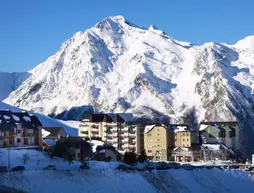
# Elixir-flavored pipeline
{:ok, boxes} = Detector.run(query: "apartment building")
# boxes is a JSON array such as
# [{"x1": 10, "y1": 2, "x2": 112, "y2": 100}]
[
  {"x1": 144, "y1": 124, "x2": 174, "y2": 161},
  {"x1": 171, "y1": 124, "x2": 199, "y2": 147},
  {"x1": 78, "y1": 113, "x2": 143, "y2": 154},
  {"x1": 199, "y1": 121, "x2": 240, "y2": 151},
  {"x1": 0, "y1": 110, "x2": 43, "y2": 148}
]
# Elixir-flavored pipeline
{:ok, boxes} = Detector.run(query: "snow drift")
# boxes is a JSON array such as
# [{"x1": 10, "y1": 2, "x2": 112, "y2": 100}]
[{"x1": 0, "y1": 169, "x2": 254, "y2": 193}]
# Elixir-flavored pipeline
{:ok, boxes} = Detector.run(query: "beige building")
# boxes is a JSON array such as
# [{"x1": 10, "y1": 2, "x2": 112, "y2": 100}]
[
  {"x1": 171, "y1": 124, "x2": 199, "y2": 147},
  {"x1": 144, "y1": 124, "x2": 174, "y2": 161},
  {"x1": 79, "y1": 114, "x2": 143, "y2": 154},
  {"x1": 169, "y1": 124, "x2": 201, "y2": 162}
]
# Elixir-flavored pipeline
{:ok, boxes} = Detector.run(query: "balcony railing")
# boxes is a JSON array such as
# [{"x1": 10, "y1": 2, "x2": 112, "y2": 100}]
[
  {"x1": 122, "y1": 138, "x2": 129, "y2": 143},
  {"x1": 91, "y1": 125, "x2": 99, "y2": 129},
  {"x1": 91, "y1": 130, "x2": 99, "y2": 134},
  {"x1": 80, "y1": 131, "x2": 88, "y2": 135}
]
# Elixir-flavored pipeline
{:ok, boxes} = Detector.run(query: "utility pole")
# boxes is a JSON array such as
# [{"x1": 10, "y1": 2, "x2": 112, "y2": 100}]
[{"x1": 8, "y1": 142, "x2": 10, "y2": 171}]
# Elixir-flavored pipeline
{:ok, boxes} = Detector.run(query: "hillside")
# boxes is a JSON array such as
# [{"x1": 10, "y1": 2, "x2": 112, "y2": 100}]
[
  {"x1": 0, "y1": 71, "x2": 30, "y2": 100},
  {"x1": 2, "y1": 16, "x2": 254, "y2": 154},
  {"x1": 0, "y1": 168, "x2": 254, "y2": 193}
]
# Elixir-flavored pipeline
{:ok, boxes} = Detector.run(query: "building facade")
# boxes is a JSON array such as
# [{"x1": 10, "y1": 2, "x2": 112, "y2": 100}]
[
  {"x1": 172, "y1": 147, "x2": 202, "y2": 162},
  {"x1": 144, "y1": 124, "x2": 174, "y2": 161},
  {"x1": 171, "y1": 124, "x2": 199, "y2": 147},
  {"x1": 78, "y1": 113, "x2": 143, "y2": 154},
  {"x1": 199, "y1": 121, "x2": 240, "y2": 151},
  {"x1": 0, "y1": 110, "x2": 42, "y2": 148}
]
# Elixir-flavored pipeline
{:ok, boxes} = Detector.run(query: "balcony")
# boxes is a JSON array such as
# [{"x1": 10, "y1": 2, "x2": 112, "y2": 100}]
[
  {"x1": 80, "y1": 131, "x2": 88, "y2": 135},
  {"x1": 112, "y1": 132, "x2": 124, "y2": 138},
  {"x1": 91, "y1": 125, "x2": 99, "y2": 129},
  {"x1": 122, "y1": 138, "x2": 129, "y2": 143},
  {"x1": 129, "y1": 127, "x2": 136, "y2": 134},
  {"x1": 92, "y1": 127, "x2": 99, "y2": 132},
  {"x1": 123, "y1": 133, "x2": 129, "y2": 137},
  {"x1": 91, "y1": 129, "x2": 99, "y2": 134},
  {"x1": 123, "y1": 144, "x2": 132, "y2": 148},
  {"x1": 129, "y1": 133, "x2": 136, "y2": 138},
  {"x1": 130, "y1": 139, "x2": 136, "y2": 144},
  {"x1": 121, "y1": 127, "x2": 129, "y2": 132}
]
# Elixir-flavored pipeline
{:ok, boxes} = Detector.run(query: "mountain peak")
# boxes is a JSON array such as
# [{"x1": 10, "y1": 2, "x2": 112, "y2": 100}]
[
  {"x1": 94, "y1": 15, "x2": 142, "y2": 31},
  {"x1": 148, "y1": 25, "x2": 158, "y2": 31},
  {"x1": 235, "y1": 35, "x2": 254, "y2": 49}
]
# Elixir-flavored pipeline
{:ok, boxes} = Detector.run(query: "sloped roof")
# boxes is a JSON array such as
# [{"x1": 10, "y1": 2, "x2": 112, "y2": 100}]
[
  {"x1": 43, "y1": 127, "x2": 65, "y2": 138},
  {"x1": 83, "y1": 113, "x2": 134, "y2": 123},
  {"x1": 0, "y1": 110, "x2": 42, "y2": 131},
  {"x1": 144, "y1": 123, "x2": 167, "y2": 134},
  {"x1": 44, "y1": 138, "x2": 57, "y2": 147},
  {"x1": 0, "y1": 110, "x2": 17, "y2": 131}
]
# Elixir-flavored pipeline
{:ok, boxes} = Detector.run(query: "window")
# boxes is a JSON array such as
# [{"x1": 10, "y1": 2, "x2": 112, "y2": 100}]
[
  {"x1": 219, "y1": 129, "x2": 226, "y2": 138},
  {"x1": 158, "y1": 134, "x2": 159, "y2": 136},
  {"x1": 17, "y1": 138, "x2": 22, "y2": 143},
  {"x1": 229, "y1": 128, "x2": 236, "y2": 138},
  {"x1": 183, "y1": 139, "x2": 185, "y2": 141},
  {"x1": 158, "y1": 145, "x2": 159, "y2": 147},
  {"x1": 78, "y1": 153, "x2": 80, "y2": 158},
  {"x1": 17, "y1": 130, "x2": 22, "y2": 134},
  {"x1": 187, "y1": 139, "x2": 189, "y2": 141},
  {"x1": 158, "y1": 139, "x2": 159, "y2": 141},
  {"x1": 148, "y1": 150, "x2": 152, "y2": 153}
]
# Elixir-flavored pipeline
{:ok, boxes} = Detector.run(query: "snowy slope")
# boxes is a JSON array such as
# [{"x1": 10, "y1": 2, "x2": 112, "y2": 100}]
[
  {"x1": 0, "y1": 71, "x2": 30, "y2": 100},
  {"x1": 3, "y1": 15, "x2": 254, "y2": 154},
  {"x1": 0, "y1": 168, "x2": 254, "y2": 193},
  {"x1": 0, "y1": 101, "x2": 78, "y2": 135}
]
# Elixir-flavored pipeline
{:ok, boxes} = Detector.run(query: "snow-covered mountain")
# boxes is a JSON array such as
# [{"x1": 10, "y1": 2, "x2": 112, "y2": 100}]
[
  {"x1": 0, "y1": 71, "x2": 30, "y2": 100},
  {"x1": 3, "y1": 16, "x2": 254, "y2": 154}
]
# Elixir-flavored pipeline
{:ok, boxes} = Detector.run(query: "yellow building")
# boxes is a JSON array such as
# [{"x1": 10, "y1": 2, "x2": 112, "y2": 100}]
[
  {"x1": 170, "y1": 124, "x2": 201, "y2": 162},
  {"x1": 144, "y1": 124, "x2": 174, "y2": 161},
  {"x1": 171, "y1": 125, "x2": 199, "y2": 147}
]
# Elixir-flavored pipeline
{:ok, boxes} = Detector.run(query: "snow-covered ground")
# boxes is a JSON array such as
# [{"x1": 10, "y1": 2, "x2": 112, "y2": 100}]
[
  {"x1": 0, "y1": 149, "x2": 81, "y2": 170},
  {"x1": 0, "y1": 149, "x2": 254, "y2": 192},
  {"x1": 0, "y1": 168, "x2": 254, "y2": 193},
  {"x1": 0, "y1": 148, "x2": 121, "y2": 170}
]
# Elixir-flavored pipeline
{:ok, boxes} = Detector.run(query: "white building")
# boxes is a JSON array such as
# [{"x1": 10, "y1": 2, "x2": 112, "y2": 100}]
[
  {"x1": 79, "y1": 113, "x2": 144, "y2": 154},
  {"x1": 0, "y1": 110, "x2": 43, "y2": 148}
]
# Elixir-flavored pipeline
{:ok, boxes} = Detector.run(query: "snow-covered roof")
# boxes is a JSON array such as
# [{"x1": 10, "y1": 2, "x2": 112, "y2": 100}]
[
  {"x1": 173, "y1": 125, "x2": 195, "y2": 133},
  {"x1": 118, "y1": 113, "x2": 134, "y2": 122},
  {"x1": 3, "y1": 115, "x2": 10, "y2": 120},
  {"x1": 89, "y1": 140, "x2": 104, "y2": 152},
  {"x1": 99, "y1": 149, "x2": 106, "y2": 153},
  {"x1": 199, "y1": 124, "x2": 220, "y2": 132},
  {"x1": 23, "y1": 116, "x2": 31, "y2": 122},
  {"x1": 202, "y1": 144, "x2": 221, "y2": 151},
  {"x1": 44, "y1": 138, "x2": 57, "y2": 147},
  {"x1": 42, "y1": 129, "x2": 51, "y2": 138},
  {"x1": 173, "y1": 147, "x2": 189, "y2": 151},
  {"x1": 199, "y1": 124, "x2": 209, "y2": 131},
  {"x1": 12, "y1": 115, "x2": 20, "y2": 121},
  {"x1": 144, "y1": 124, "x2": 156, "y2": 134}
]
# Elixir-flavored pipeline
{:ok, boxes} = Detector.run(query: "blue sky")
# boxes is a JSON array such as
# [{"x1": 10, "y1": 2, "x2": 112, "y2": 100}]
[{"x1": 0, "y1": 0, "x2": 253, "y2": 72}]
